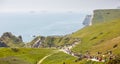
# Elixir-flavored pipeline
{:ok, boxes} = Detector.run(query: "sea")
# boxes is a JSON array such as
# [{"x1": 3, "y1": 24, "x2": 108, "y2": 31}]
[{"x1": 0, "y1": 12, "x2": 86, "y2": 42}]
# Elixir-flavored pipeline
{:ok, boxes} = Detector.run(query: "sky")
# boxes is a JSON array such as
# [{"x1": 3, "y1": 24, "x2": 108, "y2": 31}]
[
  {"x1": 0, "y1": 0, "x2": 120, "y2": 42},
  {"x1": 0, "y1": 0, "x2": 120, "y2": 13}
]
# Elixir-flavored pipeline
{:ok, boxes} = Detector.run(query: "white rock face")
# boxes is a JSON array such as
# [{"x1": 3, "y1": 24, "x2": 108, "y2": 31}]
[
  {"x1": 32, "y1": 38, "x2": 42, "y2": 48},
  {"x1": 83, "y1": 15, "x2": 93, "y2": 26}
]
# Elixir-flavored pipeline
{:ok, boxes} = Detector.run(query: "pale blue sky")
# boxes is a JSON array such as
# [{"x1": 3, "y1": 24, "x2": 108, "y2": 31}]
[{"x1": 0, "y1": 0, "x2": 120, "y2": 13}]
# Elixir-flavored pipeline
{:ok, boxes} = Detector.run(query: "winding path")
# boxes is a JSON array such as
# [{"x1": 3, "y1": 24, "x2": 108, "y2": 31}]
[
  {"x1": 59, "y1": 42, "x2": 80, "y2": 57},
  {"x1": 37, "y1": 40, "x2": 104, "y2": 64},
  {"x1": 37, "y1": 54, "x2": 52, "y2": 64},
  {"x1": 37, "y1": 51, "x2": 59, "y2": 64},
  {"x1": 37, "y1": 41, "x2": 80, "y2": 64},
  {"x1": 59, "y1": 42, "x2": 105, "y2": 62}
]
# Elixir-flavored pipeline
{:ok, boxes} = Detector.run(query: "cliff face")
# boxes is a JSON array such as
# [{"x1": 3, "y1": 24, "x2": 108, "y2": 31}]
[
  {"x1": 83, "y1": 15, "x2": 92, "y2": 26},
  {"x1": 0, "y1": 32, "x2": 24, "y2": 47},
  {"x1": 83, "y1": 9, "x2": 120, "y2": 26},
  {"x1": 26, "y1": 36, "x2": 44, "y2": 48}
]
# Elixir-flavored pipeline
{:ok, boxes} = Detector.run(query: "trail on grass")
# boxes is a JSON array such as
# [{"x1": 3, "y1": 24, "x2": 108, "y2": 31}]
[
  {"x1": 37, "y1": 40, "x2": 105, "y2": 64},
  {"x1": 59, "y1": 42, "x2": 105, "y2": 62},
  {"x1": 59, "y1": 42, "x2": 79, "y2": 57},
  {"x1": 37, "y1": 54, "x2": 52, "y2": 64},
  {"x1": 37, "y1": 39, "x2": 80, "y2": 64},
  {"x1": 37, "y1": 51, "x2": 59, "y2": 64}
]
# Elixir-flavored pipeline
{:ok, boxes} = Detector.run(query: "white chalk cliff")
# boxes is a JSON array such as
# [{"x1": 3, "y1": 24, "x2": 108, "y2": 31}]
[{"x1": 83, "y1": 15, "x2": 93, "y2": 26}]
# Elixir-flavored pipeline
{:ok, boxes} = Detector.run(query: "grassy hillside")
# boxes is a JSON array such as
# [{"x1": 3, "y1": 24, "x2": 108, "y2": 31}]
[
  {"x1": 41, "y1": 52, "x2": 105, "y2": 64},
  {"x1": 42, "y1": 19, "x2": 120, "y2": 64},
  {"x1": 0, "y1": 48, "x2": 56, "y2": 64},
  {"x1": 71, "y1": 18, "x2": 120, "y2": 55},
  {"x1": 92, "y1": 9, "x2": 120, "y2": 24},
  {"x1": 41, "y1": 52, "x2": 76, "y2": 64},
  {"x1": 69, "y1": 9, "x2": 120, "y2": 55}
]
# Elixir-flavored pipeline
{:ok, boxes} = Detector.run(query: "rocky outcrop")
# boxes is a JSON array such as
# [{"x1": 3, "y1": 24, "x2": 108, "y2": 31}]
[
  {"x1": 32, "y1": 38, "x2": 42, "y2": 48},
  {"x1": 0, "y1": 32, "x2": 24, "y2": 47},
  {"x1": 26, "y1": 36, "x2": 45, "y2": 48},
  {"x1": 0, "y1": 41, "x2": 8, "y2": 47},
  {"x1": 18, "y1": 35, "x2": 23, "y2": 42},
  {"x1": 26, "y1": 35, "x2": 81, "y2": 48},
  {"x1": 1, "y1": 32, "x2": 23, "y2": 43}
]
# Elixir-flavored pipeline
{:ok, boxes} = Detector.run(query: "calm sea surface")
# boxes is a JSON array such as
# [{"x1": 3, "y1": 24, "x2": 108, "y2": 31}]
[{"x1": 0, "y1": 12, "x2": 86, "y2": 42}]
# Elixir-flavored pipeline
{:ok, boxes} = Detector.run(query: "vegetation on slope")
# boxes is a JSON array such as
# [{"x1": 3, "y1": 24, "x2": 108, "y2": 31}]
[
  {"x1": 92, "y1": 9, "x2": 120, "y2": 24},
  {"x1": 41, "y1": 52, "x2": 77, "y2": 64},
  {"x1": 0, "y1": 32, "x2": 24, "y2": 47},
  {"x1": 41, "y1": 51, "x2": 106, "y2": 64},
  {"x1": 0, "y1": 48, "x2": 56, "y2": 64},
  {"x1": 27, "y1": 35, "x2": 80, "y2": 48},
  {"x1": 71, "y1": 18, "x2": 120, "y2": 55}
]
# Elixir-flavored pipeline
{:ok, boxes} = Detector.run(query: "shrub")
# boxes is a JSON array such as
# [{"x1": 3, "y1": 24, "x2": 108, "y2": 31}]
[
  {"x1": 113, "y1": 44, "x2": 118, "y2": 48},
  {"x1": 90, "y1": 37, "x2": 97, "y2": 40},
  {"x1": 11, "y1": 48, "x2": 19, "y2": 52}
]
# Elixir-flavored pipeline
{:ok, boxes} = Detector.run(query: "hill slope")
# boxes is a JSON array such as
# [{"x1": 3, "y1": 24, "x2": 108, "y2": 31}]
[
  {"x1": 71, "y1": 16, "x2": 120, "y2": 55},
  {"x1": 0, "y1": 48, "x2": 56, "y2": 64},
  {"x1": 92, "y1": 9, "x2": 120, "y2": 24},
  {"x1": 41, "y1": 18, "x2": 120, "y2": 64},
  {"x1": 26, "y1": 36, "x2": 80, "y2": 48},
  {"x1": 36, "y1": 9, "x2": 120, "y2": 64}
]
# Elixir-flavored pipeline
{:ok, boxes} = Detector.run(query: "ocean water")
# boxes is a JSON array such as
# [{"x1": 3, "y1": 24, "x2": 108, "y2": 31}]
[{"x1": 0, "y1": 12, "x2": 86, "y2": 42}]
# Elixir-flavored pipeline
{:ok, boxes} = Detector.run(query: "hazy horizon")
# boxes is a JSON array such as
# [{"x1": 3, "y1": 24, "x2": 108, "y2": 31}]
[{"x1": 0, "y1": 0, "x2": 120, "y2": 13}]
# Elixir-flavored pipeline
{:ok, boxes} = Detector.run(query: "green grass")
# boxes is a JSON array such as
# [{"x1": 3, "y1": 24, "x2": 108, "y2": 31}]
[
  {"x1": 71, "y1": 18, "x2": 120, "y2": 55},
  {"x1": 0, "y1": 48, "x2": 105, "y2": 64},
  {"x1": 41, "y1": 52, "x2": 106, "y2": 64},
  {"x1": 0, "y1": 48, "x2": 57, "y2": 64},
  {"x1": 92, "y1": 9, "x2": 120, "y2": 24},
  {"x1": 41, "y1": 10, "x2": 120, "y2": 64},
  {"x1": 41, "y1": 52, "x2": 78, "y2": 64}
]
